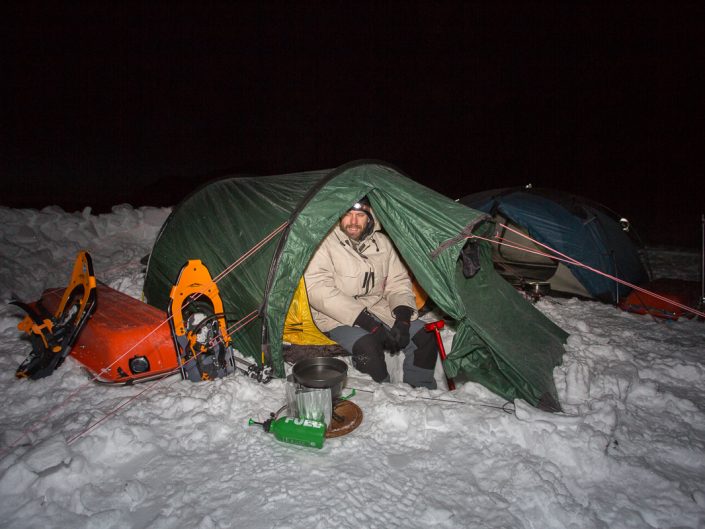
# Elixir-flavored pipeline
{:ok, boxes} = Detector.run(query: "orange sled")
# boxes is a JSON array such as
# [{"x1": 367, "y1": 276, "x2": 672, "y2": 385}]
[
  {"x1": 619, "y1": 278, "x2": 702, "y2": 321},
  {"x1": 37, "y1": 284, "x2": 178, "y2": 383}
]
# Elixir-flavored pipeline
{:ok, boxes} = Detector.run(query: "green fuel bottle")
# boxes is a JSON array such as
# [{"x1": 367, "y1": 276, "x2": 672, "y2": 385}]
[{"x1": 249, "y1": 415, "x2": 326, "y2": 449}]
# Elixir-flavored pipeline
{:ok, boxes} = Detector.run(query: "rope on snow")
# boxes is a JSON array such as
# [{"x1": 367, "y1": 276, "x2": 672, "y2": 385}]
[{"x1": 1, "y1": 223, "x2": 288, "y2": 460}]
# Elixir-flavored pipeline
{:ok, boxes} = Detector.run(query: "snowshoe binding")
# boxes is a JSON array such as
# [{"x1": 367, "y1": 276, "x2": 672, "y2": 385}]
[
  {"x1": 168, "y1": 260, "x2": 271, "y2": 383},
  {"x1": 13, "y1": 251, "x2": 97, "y2": 379}
]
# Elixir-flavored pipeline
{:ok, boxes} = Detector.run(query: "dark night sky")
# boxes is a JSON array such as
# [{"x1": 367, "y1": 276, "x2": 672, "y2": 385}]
[{"x1": 2, "y1": 2, "x2": 704, "y2": 247}]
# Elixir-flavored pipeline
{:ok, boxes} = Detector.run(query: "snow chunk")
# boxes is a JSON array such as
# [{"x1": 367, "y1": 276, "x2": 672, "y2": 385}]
[
  {"x1": 0, "y1": 460, "x2": 37, "y2": 495},
  {"x1": 22, "y1": 435, "x2": 72, "y2": 474}
]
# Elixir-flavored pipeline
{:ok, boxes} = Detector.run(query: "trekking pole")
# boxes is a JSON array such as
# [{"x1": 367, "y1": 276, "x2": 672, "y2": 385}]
[{"x1": 424, "y1": 321, "x2": 455, "y2": 390}]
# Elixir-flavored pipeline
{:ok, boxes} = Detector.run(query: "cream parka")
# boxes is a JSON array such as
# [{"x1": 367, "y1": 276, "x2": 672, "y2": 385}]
[{"x1": 304, "y1": 215, "x2": 417, "y2": 333}]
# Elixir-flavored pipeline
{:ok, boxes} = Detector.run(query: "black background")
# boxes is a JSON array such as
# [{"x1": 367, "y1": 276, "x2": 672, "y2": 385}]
[{"x1": 3, "y1": 2, "x2": 704, "y2": 247}]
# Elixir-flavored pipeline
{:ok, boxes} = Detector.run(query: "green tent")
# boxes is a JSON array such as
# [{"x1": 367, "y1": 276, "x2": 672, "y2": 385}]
[{"x1": 143, "y1": 160, "x2": 568, "y2": 410}]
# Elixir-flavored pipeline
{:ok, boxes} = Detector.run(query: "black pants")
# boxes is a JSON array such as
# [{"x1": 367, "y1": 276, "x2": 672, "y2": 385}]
[{"x1": 328, "y1": 319, "x2": 438, "y2": 389}]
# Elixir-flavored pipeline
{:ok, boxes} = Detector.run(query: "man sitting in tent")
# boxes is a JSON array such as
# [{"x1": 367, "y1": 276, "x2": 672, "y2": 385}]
[{"x1": 304, "y1": 197, "x2": 439, "y2": 389}]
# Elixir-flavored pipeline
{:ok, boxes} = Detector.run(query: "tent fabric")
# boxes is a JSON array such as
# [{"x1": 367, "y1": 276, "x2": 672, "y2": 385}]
[
  {"x1": 143, "y1": 161, "x2": 568, "y2": 409},
  {"x1": 460, "y1": 188, "x2": 649, "y2": 304}
]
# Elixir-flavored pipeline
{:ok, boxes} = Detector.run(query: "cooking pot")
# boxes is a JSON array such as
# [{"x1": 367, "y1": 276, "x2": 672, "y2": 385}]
[{"x1": 291, "y1": 357, "x2": 348, "y2": 400}]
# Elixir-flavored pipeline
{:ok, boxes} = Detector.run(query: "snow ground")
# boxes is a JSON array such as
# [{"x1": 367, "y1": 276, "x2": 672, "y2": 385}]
[{"x1": 0, "y1": 204, "x2": 704, "y2": 529}]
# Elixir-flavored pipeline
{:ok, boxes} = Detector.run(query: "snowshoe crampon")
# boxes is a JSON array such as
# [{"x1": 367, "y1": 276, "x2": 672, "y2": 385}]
[
  {"x1": 13, "y1": 251, "x2": 97, "y2": 379},
  {"x1": 168, "y1": 260, "x2": 271, "y2": 383}
]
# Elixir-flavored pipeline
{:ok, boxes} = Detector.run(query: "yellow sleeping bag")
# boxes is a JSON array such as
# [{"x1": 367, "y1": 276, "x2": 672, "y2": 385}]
[{"x1": 283, "y1": 279, "x2": 337, "y2": 345}]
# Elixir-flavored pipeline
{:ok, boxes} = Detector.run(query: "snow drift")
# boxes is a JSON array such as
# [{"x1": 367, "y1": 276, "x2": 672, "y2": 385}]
[{"x1": 1, "y1": 204, "x2": 704, "y2": 529}]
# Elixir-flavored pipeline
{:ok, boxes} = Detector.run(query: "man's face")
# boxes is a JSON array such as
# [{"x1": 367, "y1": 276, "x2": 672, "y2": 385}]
[{"x1": 339, "y1": 210, "x2": 370, "y2": 240}]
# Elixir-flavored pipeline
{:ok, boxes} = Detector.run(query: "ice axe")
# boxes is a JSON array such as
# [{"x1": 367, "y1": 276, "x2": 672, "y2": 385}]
[{"x1": 424, "y1": 320, "x2": 455, "y2": 390}]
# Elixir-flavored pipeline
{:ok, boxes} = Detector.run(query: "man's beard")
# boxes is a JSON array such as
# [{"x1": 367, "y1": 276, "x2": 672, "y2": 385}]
[
  {"x1": 341, "y1": 220, "x2": 368, "y2": 240},
  {"x1": 343, "y1": 224, "x2": 363, "y2": 240}
]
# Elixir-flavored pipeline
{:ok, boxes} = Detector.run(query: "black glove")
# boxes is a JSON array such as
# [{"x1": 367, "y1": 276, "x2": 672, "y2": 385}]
[
  {"x1": 390, "y1": 306, "x2": 413, "y2": 349},
  {"x1": 354, "y1": 309, "x2": 398, "y2": 351}
]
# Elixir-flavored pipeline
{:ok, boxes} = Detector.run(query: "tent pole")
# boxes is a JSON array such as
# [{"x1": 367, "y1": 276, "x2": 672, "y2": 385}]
[{"x1": 700, "y1": 213, "x2": 704, "y2": 309}]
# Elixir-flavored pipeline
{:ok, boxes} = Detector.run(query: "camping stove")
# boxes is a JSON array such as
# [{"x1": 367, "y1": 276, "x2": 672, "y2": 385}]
[
  {"x1": 287, "y1": 357, "x2": 363, "y2": 438},
  {"x1": 523, "y1": 281, "x2": 551, "y2": 302}
]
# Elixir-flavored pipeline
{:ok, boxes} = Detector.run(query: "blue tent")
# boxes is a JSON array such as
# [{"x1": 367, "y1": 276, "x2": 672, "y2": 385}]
[{"x1": 460, "y1": 188, "x2": 649, "y2": 303}]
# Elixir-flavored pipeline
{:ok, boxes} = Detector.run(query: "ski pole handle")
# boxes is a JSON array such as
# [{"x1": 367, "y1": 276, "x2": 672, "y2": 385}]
[{"x1": 424, "y1": 320, "x2": 455, "y2": 390}]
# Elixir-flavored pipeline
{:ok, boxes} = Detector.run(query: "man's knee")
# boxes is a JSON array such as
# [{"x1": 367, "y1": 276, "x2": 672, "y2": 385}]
[
  {"x1": 352, "y1": 333, "x2": 389, "y2": 382},
  {"x1": 411, "y1": 328, "x2": 438, "y2": 370}
]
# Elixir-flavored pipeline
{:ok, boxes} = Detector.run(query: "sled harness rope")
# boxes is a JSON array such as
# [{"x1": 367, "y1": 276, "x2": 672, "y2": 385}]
[
  {"x1": 1, "y1": 222, "x2": 288, "y2": 459},
  {"x1": 66, "y1": 309, "x2": 260, "y2": 446}
]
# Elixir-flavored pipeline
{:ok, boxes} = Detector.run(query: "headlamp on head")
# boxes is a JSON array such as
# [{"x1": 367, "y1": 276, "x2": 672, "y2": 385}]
[
  {"x1": 349, "y1": 196, "x2": 370, "y2": 212},
  {"x1": 341, "y1": 196, "x2": 374, "y2": 239}
]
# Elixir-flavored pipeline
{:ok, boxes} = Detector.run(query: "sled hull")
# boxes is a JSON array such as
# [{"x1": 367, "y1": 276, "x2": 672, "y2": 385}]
[
  {"x1": 619, "y1": 278, "x2": 701, "y2": 320},
  {"x1": 40, "y1": 285, "x2": 178, "y2": 382}
]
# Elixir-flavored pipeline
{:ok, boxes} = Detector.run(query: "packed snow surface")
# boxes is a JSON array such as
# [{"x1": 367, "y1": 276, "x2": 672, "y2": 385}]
[{"x1": 0, "y1": 204, "x2": 704, "y2": 529}]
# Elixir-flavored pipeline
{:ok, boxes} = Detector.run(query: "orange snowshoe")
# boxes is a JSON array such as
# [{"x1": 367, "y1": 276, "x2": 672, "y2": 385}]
[{"x1": 13, "y1": 251, "x2": 97, "y2": 379}]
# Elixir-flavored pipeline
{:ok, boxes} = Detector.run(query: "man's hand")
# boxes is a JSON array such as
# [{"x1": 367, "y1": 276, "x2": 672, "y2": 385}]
[
  {"x1": 390, "y1": 306, "x2": 413, "y2": 349},
  {"x1": 355, "y1": 309, "x2": 399, "y2": 352}
]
